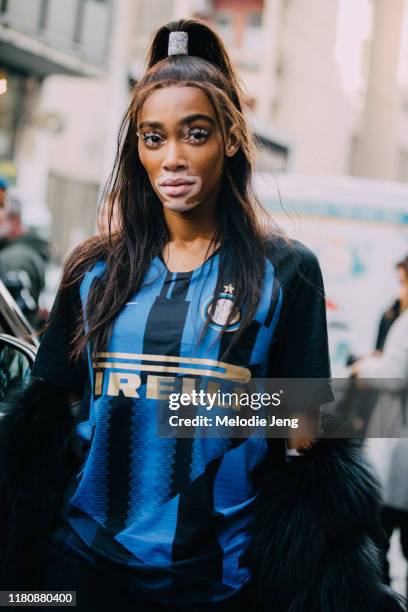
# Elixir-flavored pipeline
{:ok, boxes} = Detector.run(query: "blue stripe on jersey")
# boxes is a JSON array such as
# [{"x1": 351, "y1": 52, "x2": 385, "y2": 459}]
[
  {"x1": 70, "y1": 394, "x2": 111, "y2": 525},
  {"x1": 166, "y1": 272, "x2": 177, "y2": 299},
  {"x1": 79, "y1": 261, "x2": 106, "y2": 429}
]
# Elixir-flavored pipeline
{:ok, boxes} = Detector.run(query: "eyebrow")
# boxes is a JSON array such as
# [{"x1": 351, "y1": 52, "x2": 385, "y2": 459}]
[{"x1": 138, "y1": 113, "x2": 215, "y2": 130}]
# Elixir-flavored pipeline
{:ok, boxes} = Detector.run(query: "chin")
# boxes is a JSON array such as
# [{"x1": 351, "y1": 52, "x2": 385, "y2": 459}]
[{"x1": 162, "y1": 198, "x2": 201, "y2": 213}]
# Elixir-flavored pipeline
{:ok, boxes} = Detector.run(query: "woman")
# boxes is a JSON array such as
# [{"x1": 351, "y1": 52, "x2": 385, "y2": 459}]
[
  {"x1": 354, "y1": 309, "x2": 408, "y2": 598},
  {"x1": 375, "y1": 255, "x2": 408, "y2": 352},
  {"x1": 0, "y1": 19, "x2": 404, "y2": 612}
]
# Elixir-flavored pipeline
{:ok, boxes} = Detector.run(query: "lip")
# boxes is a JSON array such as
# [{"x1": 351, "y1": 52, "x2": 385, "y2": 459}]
[
  {"x1": 160, "y1": 178, "x2": 196, "y2": 186},
  {"x1": 160, "y1": 183, "x2": 194, "y2": 197}
]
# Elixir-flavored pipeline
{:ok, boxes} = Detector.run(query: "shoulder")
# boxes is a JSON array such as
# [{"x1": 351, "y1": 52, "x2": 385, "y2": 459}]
[
  {"x1": 263, "y1": 235, "x2": 322, "y2": 291},
  {"x1": 47, "y1": 235, "x2": 107, "y2": 320},
  {"x1": 264, "y1": 235, "x2": 319, "y2": 268},
  {"x1": 61, "y1": 235, "x2": 108, "y2": 288}
]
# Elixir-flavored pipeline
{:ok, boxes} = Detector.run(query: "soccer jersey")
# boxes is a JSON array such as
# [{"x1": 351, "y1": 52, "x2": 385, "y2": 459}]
[{"x1": 32, "y1": 238, "x2": 332, "y2": 604}]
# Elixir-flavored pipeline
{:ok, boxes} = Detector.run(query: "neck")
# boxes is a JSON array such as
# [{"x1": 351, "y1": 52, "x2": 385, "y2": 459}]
[{"x1": 163, "y1": 199, "x2": 219, "y2": 247}]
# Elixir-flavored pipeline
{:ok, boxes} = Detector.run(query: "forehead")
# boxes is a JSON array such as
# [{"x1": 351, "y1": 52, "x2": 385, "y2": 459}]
[{"x1": 138, "y1": 85, "x2": 216, "y2": 124}]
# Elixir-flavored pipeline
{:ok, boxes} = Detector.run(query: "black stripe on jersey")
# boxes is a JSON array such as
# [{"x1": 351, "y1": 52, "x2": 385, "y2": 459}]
[
  {"x1": 143, "y1": 271, "x2": 192, "y2": 356},
  {"x1": 89, "y1": 382, "x2": 135, "y2": 548},
  {"x1": 169, "y1": 272, "x2": 193, "y2": 299},
  {"x1": 264, "y1": 273, "x2": 280, "y2": 328},
  {"x1": 171, "y1": 455, "x2": 224, "y2": 586},
  {"x1": 90, "y1": 394, "x2": 135, "y2": 561},
  {"x1": 169, "y1": 438, "x2": 193, "y2": 499},
  {"x1": 103, "y1": 394, "x2": 133, "y2": 533},
  {"x1": 89, "y1": 524, "x2": 135, "y2": 562},
  {"x1": 219, "y1": 319, "x2": 262, "y2": 368},
  {"x1": 171, "y1": 438, "x2": 245, "y2": 587}
]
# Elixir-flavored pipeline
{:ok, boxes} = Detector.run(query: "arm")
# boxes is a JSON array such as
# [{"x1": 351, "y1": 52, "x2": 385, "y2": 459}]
[
  {"x1": 286, "y1": 407, "x2": 320, "y2": 451},
  {"x1": 267, "y1": 240, "x2": 333, "y2": 451}
]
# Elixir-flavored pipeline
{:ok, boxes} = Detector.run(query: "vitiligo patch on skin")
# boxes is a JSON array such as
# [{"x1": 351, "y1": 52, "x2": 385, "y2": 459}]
[{"x1": 154, "y1": 176, "x2": 203, "y2": 213}]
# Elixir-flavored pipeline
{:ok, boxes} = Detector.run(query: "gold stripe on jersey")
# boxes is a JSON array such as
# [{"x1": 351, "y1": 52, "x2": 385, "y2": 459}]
[{"x1": 92, "y1": 352, "x2": 251, "y2": 383}]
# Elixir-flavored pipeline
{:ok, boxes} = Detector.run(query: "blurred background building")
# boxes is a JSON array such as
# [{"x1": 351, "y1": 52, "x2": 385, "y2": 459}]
[
  {"x1": 0, "y1": 0, "x2": 115, "y2": 257},
  {"x1": 1, "y1": 0, "x2": 408, "y2": 262}
]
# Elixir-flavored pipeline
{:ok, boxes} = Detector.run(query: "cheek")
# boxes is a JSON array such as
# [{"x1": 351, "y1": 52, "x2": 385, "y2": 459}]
[
  {"x1": 138, "y1": 146, "x2": 154, "y2": 176},
  {"x1": 196, "y1": 146, "x2": 224, "y2": 184}
]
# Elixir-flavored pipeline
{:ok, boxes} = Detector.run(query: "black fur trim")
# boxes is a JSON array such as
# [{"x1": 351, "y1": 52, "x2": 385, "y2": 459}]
[
  {"x1": 0, "y1": 378, "x2": 78, "y2": 589},
  {"x1": 245, "y1": 438, "x2": 407, "y2": 611}
]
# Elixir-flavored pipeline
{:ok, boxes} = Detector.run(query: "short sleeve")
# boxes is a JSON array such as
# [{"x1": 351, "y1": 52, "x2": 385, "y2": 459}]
[
  {"x1": 31, "y1": 282, "x2": 88, "y2": 395},
  {"x1": 267, "y1": 240, "x2": 332, "y2": 402}
]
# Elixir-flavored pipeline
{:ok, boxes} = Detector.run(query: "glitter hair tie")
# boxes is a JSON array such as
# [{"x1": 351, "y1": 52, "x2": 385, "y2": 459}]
[{"x1": 168, "y1": 31, "x2": 188, "y2": 56}]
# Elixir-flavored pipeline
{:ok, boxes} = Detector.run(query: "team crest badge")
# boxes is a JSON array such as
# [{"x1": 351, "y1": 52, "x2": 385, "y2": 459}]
[{"x1": 201, "y1": 284, "x2": 240, "y2": 332}]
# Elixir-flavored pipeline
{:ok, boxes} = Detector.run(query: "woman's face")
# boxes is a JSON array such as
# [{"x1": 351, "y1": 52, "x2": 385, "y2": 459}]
[{"x1": 137, "y1": 85, "x2": 236, "y2": 214}]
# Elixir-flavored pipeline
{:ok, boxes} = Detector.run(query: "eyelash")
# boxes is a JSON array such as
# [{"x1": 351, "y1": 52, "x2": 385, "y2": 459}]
[{"x1": 140, "y1": 128, "x2": 210, "y2": 147}]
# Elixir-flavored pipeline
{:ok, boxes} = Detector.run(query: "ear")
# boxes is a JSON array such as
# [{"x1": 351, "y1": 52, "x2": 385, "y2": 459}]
[{"x1": 225, "y1": 123, "x2": 240, "y2": 157}]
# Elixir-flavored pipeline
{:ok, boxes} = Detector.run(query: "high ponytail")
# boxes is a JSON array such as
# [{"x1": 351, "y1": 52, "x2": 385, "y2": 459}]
[{"x1": 145, "y1": 19, "x2": 248, "y2": 111}]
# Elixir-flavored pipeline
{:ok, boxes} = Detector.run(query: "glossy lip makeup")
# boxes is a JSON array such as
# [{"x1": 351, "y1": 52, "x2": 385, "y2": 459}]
[{"x1": 155, "y1": 176, "x2": 203, "y2": 212}]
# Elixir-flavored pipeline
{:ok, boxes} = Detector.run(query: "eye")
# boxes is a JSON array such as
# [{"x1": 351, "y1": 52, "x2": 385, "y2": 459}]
[
  {"x1": 186, "y1": 128, "x2": 210, "y2": 143},
  {"x1": 141, "y1": 132, "x2": 163, "y2": 147}
]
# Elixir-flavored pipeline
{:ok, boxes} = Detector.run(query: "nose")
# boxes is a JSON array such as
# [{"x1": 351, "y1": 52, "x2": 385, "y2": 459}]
[{"x1": 162, "y1": 139, "x2": 188, "y2": 172}]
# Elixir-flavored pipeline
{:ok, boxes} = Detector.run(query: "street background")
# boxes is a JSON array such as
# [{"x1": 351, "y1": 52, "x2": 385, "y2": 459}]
[{"x1": 1, "y1": 0, "x2": 408, "y2": 597}]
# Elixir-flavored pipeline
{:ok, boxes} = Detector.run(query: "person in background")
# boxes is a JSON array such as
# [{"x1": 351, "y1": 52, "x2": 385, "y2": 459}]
[
  {"x1": 0, "y1": 195, "x2": 49, "y2": 327},
  {"x1": 353, "y1": 309, "x2": 408, "y2": 598},
  {"x1": 341, "y1": 255, "x2": 408, "y2": 436},
  {"x1": 376, "y1": 255, "x2": 408, "y2": 352}
]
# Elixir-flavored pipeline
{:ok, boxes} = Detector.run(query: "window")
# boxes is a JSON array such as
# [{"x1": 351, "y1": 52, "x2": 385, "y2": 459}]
[
  {"x1": 247, "y1": 10, "x2": 262, "y2": 28},
  {"x1": 46, "y1": 0, "x2": 79, "y2": 45},
  {"x1": 0, "y1": 72, "x2": 27, "y2": 159},
  {"x1": 47, "y1": 172, "x2": 99, "y2": 263},
  {"x1": 5, "y1": 0, "x2": 43, "y2": 31},
  {"x1": 240, "y1": 10, "x2": 263, "y2": 69},
  {"x1": 214, "y1": 10, "x2": 234, "y2": 46}
]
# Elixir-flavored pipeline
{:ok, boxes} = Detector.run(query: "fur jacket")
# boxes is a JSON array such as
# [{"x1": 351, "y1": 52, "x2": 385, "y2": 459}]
[{"x1": 0, "y1": 378, "x2": 406, "y2": 611}]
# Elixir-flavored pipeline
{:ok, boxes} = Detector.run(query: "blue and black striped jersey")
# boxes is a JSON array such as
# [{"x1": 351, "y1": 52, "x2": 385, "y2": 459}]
[{"x1": 33, "y1": 238, "x2": 331, "y2": 604}]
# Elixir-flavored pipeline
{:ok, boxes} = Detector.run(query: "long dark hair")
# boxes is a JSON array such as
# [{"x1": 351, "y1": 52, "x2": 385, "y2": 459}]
[{"x1": 62, "y1": 18, "x2": 275, "y2": 360}]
